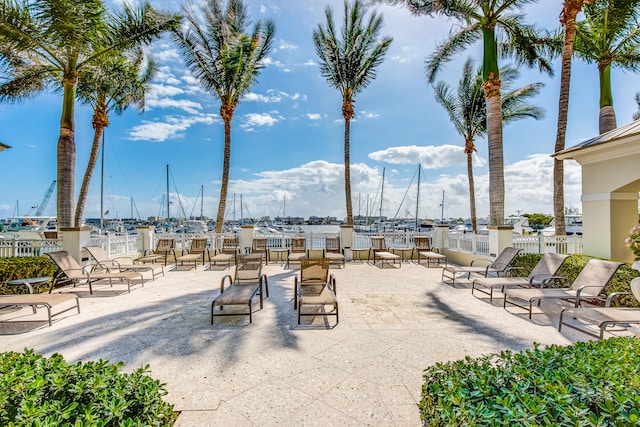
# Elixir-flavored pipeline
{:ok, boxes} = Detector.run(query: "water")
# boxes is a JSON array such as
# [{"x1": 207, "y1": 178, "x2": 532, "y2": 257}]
[{"x1": 299, "y1": 225, "x2": 341, "y2": 234}]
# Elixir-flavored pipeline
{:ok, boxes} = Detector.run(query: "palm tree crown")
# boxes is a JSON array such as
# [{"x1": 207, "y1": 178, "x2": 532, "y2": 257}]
[
  {"x1": 173, "y1": 0, "x2": 275, "y2": 233},
  {"x1": 0, "y1": 0, "x2": 180, "y2": 227},
  {"x1": 573, "y1": 0, "x2": 640, "y2": 133},
  {"x1": 313, "y1": 0, "x2": 392, "y2": 225}
]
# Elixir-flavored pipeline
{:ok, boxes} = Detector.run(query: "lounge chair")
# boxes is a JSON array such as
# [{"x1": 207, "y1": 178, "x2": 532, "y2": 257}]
[
  {"x1": 84, "y1": 245, "x2": 164, "y2": 280},
  {"x1": 0, "y1": 293, "x2": 80, "y2": 327},
  {"x1": 413, "y1": 236, "x2": 447, "y2": 267},
  {"x1": 370, "y1": 236, "x2": 401, "y2": 268},
  {"x1": 251, "y1": 237, "x2": 268, "y2": 262},
  {"x1": 472, "y1": 253, "x2": 569, "y2": 302},
  {"x1": 558, "y1": 280, "x2": 640, "y2": 339},
  {"x1": 441, "y1": 247, "x2": 522, "y2": 287},
  {"x1": 504, "y1": 259, "x2": 624, "y2": 319},
  {"x1": 211, "y1": 254, "x2": 269, "y2": 324},
  {"x1": 295, "y1": 258, "x2": 338, "y2": 326},
  {"x1": 286, "y1": 237, "x2": 307, "y2": 268},
  {"x1": 175, "y1": 237, "x2": 211, "y2": 270},
  {"x1": 47, "y1": 250, "x2": 143, "y2": 295},
  {"x1": 324, "y1": 236, "x2": 345, "y2": 268},
  {"x1": 210, "y1": 236, "x2": 239, "y2": 268},
  {"x1": 137, "y1": 237, "x2": 176, "y2": 266}
]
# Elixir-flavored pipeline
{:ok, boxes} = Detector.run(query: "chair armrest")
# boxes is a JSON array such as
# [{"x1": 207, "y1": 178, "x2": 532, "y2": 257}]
[
  {"x1": 539, "y1": 275, "x2": 566, "y2": 288},
  {"x1": 504, "y1": 266, "x2": 527, "y2": 277},
  {"x1": 329, "y1": 273, "x2": 337, "y2": 295},
  {"x1": 605, "y1": 292, "x2": 632, "y2": 307},
  {"x1": 575, "y1": 285, "x2": 607, "y2": 306},
  {"x1": 220, "y1": 275, "x2": 232, "y2": 293},
  {"x1": 470, "y1": 258, "x2": 491, "y2": 266}
]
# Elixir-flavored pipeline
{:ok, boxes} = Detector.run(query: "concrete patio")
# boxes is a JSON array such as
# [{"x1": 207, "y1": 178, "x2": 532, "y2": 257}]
[{"x1": 1, "y1": 259, "x2": 594, "y2": 426}]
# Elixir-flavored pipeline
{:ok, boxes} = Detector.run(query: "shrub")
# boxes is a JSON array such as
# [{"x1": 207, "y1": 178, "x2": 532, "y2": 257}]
[
  {"x1": 0, "y1": 257, "x2": 58, "y2": 294},
  {"x1": 419, "y1": 337, "x2": 640, "y2": 426},
  {"x1": 0, "y1": 349, "x2": 176, "y2": 426}
]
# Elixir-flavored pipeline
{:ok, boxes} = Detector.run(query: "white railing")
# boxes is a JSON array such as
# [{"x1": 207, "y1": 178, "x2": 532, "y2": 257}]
[
  {"x1": 447, "y1": 233, "x2": 490, "y2": 255},
  {"x1": 513, "y1": 234, "x2": 583, "y2": 255},
  {"x1": 0, "y1": 237, "x2": 63, "y2": 257},
  {"x1": 353, "y1": 231, "x2": 428, "y2": 249},
  {"x1": 90, "y1": 234, "x2": 140, "y2": 258},
  {"x1": 0, "y1": 229, "x2": 584, "y2": 259}
]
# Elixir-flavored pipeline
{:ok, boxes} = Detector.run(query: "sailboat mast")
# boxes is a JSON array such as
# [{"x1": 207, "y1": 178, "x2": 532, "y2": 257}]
[
  {"x1": 200, "y1": 185, "x2": 204, "y2": 219},
  {"x1": 415, "y1": 164, "x2": 421, "y2": 232},
  {"x1": 240, "y1": 194, "x2": 244, "y2": 223},
  {"x1": 166, "y1": 164, "x2": 170, "y2": 221},
  {"x1": 440, "y1": 190, "x2": 445, "y2": 223},
  {"x1": 379, "y1": 167, "x2": 385, "y2": 229}
]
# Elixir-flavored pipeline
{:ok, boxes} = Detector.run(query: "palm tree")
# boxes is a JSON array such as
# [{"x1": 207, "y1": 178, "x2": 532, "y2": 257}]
[
  {"x1": 173, "y1": 0, "x2": 275, "y2": 233},
  {"x1": 0, "y1": 0, "x2": 180, "y2": 228},
  {"x1": 553, "y1": 0, "x2": 595, "y2": 236},
  {"x1": 634, "y1": 92, "x2": 640, "y2": 120},
  {"x1": 74, "y1": 49, "x2": 157, "y2": 227},
  {"x1": 380, "y1": 0, "x2": 553, "y2": 226},
  {"x1": 574, "y1": 0, "x2": 640, "y2": 134},
  {"x1": 434, "y1": 58, "x2": 544, "y2": 233},
  {"x1": 313, "y1": 0, "x2": 392, "y2": 226}
]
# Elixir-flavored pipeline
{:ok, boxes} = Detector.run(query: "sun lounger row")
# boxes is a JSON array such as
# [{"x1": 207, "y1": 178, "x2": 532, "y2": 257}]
[{"x1": 444, "y1": 246, "x2": 637, "y2": 339}]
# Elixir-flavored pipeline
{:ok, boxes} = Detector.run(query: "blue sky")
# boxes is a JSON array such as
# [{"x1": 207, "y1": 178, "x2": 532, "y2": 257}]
[{"x1": 1, "y1": 0, "x2": 639, "y2": 222}]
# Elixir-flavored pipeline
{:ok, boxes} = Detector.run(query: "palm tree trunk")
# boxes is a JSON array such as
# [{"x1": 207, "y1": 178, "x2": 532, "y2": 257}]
[
  {"x1": 465, "y1": 137, "x2": 477, "y2": 233},
  {"x1": 75, "y1": 103, "x2": 109, "y2": 227},
  {"x1": 554, "y1": 0, "x2": 585, "y2": 236},
  {"x1": 57, "y1": 74, "x2": 78, "y2": 228},
  {"x1": 484, "y1": 74, "x2": 504, "y2": 226},
  {"x1": 344, "y1": 117, "x2": 353, "y2": 225},
  {"x1": 598, "y1": 63, "x2": 616, "y2": 133},
  {"x1": 216, "y1": 105, "x2": 234, "y2": 233}
]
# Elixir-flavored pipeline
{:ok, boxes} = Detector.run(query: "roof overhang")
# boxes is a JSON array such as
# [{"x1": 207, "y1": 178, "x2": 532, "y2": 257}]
[{"x1": 553, "y1": 120, "x2": 640, "y2": 165}]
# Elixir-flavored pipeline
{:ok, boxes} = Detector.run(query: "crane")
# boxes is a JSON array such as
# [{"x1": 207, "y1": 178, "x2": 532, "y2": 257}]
[{"x1": 35, "y1": 180, "x2": 56, "y2": 216}]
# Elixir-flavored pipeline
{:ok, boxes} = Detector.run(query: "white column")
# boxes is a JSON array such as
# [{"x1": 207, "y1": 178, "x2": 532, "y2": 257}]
[
  {"x1": 61, "y1": 227, "x2": 93, "y2": 265},
  {"x1": 240, "y1": 225, "x2": 255, "y2": 254},
  {"x1": 487, "y1": 225, "x2": 514, "y2": 258}
]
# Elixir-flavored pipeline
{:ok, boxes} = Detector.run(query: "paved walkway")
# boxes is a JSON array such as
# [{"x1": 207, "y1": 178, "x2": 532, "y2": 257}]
[{"x1": 1, "y1": 259, "x2": 587, "y2": 426}]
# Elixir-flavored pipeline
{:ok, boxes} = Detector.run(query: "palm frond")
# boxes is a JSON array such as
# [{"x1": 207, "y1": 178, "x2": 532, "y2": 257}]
[{"x1": 426, "y1": 23, "x2": 481, "y2": 83}]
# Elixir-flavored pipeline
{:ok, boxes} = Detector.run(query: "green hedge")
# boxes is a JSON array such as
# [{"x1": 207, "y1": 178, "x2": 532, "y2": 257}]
[
  {"x1": 0, "y1": 349, "x2": 176, "y2": 426},
  {"x1": 420, "y1": 337, "x2": 640, "y2": 426},
  {"x1": 509, "y1": 254, "x2": 640, "y2": 307},
  {"x1": 0, "y1": 257, "x2": 58, "y2": 294}
]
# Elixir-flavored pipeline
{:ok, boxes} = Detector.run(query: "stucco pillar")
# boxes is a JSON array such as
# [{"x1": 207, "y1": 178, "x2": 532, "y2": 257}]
[
  {"x1": 433, "y1": 225, "x2": 449, "y2": 249},
  {"x1": 136, "y1": 226, "x2": 154, "y2": 255},
  {"x1": 240, "y1": 225, "x2": 255, "y2": 254},
  {"x1": 61, "y1": 227, "x2": 93, "y2": 265},
  {"x1": 488, "y1": 225, "x2": 514, "y2": 258},
  {"x1": 340, "y1": 225, "x2": 354, "y2": 249},
  {"x1": 582, "y1": 192, "x2": 638, "y2": 262}
]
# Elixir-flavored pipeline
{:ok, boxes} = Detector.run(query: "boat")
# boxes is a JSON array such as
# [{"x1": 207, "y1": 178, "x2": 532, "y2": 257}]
[
  {"x1": 1, "y1": 216, "x2": 57, "y2": 239},
  {"x1": 184, "y1": 219, "x2": 208, "y2": 234},
  {"x1": 542, "y1": 213, "x2": 582, "y2": 236}
]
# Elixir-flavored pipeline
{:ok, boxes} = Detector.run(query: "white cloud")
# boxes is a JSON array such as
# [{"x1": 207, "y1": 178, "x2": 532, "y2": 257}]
[
  {"x1": 306, "y1": 113, "x2": 321, "y2": 120},
  {"x1": 243, "y1": 90, "x2": 307, "y2": 103},
  {"x1": 278, "y1": 40, "x2": 298, "y2": 50},
  {"x1": 241, "y1": 111, "x2": 283, "y2": 131},
  {"x1": 128, "y1": 115, "x2": 218, "y2": 142},
  {"x1": 368, "y1": 144, "x2": 487, "y2": 169},
  {"x1": 359, "y1": 111, "x2": 380, "y2": 119}
]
